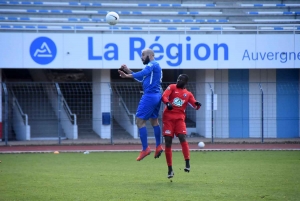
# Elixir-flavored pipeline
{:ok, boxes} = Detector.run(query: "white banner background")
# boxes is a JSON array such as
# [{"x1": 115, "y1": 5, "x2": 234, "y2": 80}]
[{"x1": 0, "y1": 33, "x2": 299, "y2": 69}]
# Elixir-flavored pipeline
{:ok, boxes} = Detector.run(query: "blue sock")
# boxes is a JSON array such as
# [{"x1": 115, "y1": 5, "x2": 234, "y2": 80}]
[
  {"x1": 153, "y1": 125, "x2": 161, "y2": 147},
  {"x1": 139, "y1": 127, "x2": 148, "y2": 150}
]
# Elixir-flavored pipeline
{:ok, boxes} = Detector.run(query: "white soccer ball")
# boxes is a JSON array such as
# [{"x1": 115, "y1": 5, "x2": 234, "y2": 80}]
[
  {"x1": 198, "y1": 142, "x2": 205, "y2": 148},
  {"x1": 106, "y1": 11, "x2": 119, "y2": 25}
]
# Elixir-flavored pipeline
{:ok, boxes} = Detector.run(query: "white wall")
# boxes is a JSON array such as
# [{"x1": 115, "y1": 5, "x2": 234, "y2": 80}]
[
  {"x1": 214, "y1": 69, "x2": 229, "y2": 138},
  {"x1": 92, "y1": 69, "x2": 111, "y2": 139},
  {"x1": 196, "y1": 69, "x2": 214, "y2": 138},
  {"x1": 249, "y1": 70, "x2": 263, "y2": 138}
]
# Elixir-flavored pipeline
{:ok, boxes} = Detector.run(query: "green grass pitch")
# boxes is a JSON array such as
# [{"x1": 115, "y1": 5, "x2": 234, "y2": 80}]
[{"x1": 0, "y1": 151, "x2": 299, "y2": 201}]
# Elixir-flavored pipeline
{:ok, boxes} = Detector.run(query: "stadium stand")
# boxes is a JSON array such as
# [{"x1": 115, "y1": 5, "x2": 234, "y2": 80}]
[{"x1": 0, "y1": 0, "x2": 299, "y2": 33}]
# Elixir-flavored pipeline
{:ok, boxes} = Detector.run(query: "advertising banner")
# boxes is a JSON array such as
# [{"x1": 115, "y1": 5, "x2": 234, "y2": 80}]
[{"x1": 0, "y1": 33, "x2": 299, "y2": 69}]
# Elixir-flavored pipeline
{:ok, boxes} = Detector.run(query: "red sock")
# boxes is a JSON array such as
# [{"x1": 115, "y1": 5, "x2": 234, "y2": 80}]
[
  {"x1": 165, "y1": 146, "x2": 172, "y2": 166},
  {"x1": 180, "y1": 141, "x2": 190, "y2": 160}
]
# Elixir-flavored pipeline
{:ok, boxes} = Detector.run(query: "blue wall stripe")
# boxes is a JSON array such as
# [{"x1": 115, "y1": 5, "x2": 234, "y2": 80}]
[
  {"x1": 276, "y1": 69, "x2": 299, "y2": 138},
  {"x1": 229, "y1": 69, "x2": 249, "y2": 138}
]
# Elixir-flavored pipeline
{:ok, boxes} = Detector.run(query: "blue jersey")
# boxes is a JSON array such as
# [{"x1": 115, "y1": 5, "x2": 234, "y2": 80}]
[{"x1": 132, "y1": 60, "x2": 163, "y2": 94}]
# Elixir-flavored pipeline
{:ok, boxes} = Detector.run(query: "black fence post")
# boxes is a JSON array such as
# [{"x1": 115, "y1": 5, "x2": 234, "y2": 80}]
[{"x1": 259, "y1": 84, "x2": 264, "y2": 143}]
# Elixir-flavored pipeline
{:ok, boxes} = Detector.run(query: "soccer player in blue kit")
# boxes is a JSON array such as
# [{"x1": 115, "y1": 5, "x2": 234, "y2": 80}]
[{"x1": 118, "y1": 48, "x2": 164, "y2": 161}]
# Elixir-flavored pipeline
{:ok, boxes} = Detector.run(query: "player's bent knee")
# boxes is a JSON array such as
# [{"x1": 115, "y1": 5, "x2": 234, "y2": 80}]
[
  {"x1": 136, "y1": 118, "x2": 146, "y2": 128},
  {"x1": 178, "y1": 134, "x2": 186, "y2": 142}
]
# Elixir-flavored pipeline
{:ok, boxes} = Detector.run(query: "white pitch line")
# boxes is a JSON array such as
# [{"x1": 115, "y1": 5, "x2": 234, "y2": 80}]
[{"x1": 1, "y1": 149, "x2": 300, "y2": 154}]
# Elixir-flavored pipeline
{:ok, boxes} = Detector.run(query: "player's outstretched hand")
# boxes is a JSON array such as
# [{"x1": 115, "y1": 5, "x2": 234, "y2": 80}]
[
  {"x1": 118, "y1": 67, "x2": 128, "y2": 74},
  {"x1": 195, "y1": 102, "x2": 201, "y2": 107},
  {"x1": 166, "y1": 102, "x2": 173, "y2": 110},
  {"x1": 118, "y1": 70, "x2": 127, "y2": 78},
  {"x1": 120, "y1": 64, "x2": 130, "y2": 74}
]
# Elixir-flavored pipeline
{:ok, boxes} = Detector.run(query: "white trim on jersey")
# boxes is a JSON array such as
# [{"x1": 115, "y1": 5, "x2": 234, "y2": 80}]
[{"x1": 149, "y1": 71, "x2": 153, "y2": 84}]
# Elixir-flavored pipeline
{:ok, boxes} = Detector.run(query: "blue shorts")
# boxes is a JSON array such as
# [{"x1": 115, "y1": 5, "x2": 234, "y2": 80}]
[{"x1": 136, "y1": 93, "x2": 161, "y2": 120}]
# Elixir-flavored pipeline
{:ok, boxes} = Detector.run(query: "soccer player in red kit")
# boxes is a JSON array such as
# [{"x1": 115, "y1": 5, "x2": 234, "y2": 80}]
[{"x1": 161, "y1": 74, "x2": 201, "y2": 179}]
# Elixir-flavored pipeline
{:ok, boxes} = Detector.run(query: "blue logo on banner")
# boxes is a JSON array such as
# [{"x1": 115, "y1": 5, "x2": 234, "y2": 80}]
[{"x1": 30, "y1": 37, "x2": 57, "y2": 65}]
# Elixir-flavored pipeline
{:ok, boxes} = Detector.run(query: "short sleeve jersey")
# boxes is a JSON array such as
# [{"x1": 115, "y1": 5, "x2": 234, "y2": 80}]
[{"x1": 162, "y1": 84, "x2": 198, "y2": 120}]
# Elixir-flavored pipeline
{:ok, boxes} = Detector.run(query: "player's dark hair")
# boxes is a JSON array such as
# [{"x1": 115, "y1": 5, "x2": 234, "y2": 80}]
[{"x1": 179, "y1": 74, "x2": 189, "y2": 82}]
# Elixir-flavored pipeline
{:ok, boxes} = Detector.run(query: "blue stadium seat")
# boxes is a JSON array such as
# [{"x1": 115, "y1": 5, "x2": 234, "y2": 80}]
[
  {"x1": 62, "y1": 26, "x2": 72, "y2": 29},
  {"x1": 8, "y1": 17, "x2": 18, "y2": 20},
  {"x1": 68, "y1": 18, "x2": 77, "y2": 21},
  {"x1": 20, "y1": 17, "x2": 30, "y2": 20},
  {"x1": 274, "y1": 27, "x2": 284, "y2": 30},
  {"x1": 1, "y1": 25, "x2": 11, "y2": 28},
  {"x1": 98, "y1": 11, "x2": 107, "y2": 14},
  {"x1": 37, "y1": 25, "x2": 47, "y2": 29},
  {"x1": 92, "y1": 3, "x2": 101, "y2": 6},
  {"x1": 173, "y1": 19, "x2": 182, "y2": 23},
  {"x1": 92, "y1": 18, "x2": 102, "y2": 22},
  {"x1": 80, "y1": 18, "x2": 90, "y2": 22},
  {"x1": 178, "y1": 12, "x2": 188, "y2": 15},
  {"x1": 120, "y1": 11, "x2": 130, "y2": 15},
  {"x1": 207, "y1": 19, "x2": 217, "y2": 22},
  {"x1": 132, "y1": 11, "x2": 142, "y2": 15},
  {"x1": 51, "y1": 10, "x2": 61, "y2": 13},
  {"x1": 69, "y1": 2, "x2": 78, "y2": 6},
  {"x1": 81, "y1": 2, "x2": 91, "y2": 6},
  {"x1": 206, "y1": 4, "x2": 215, "y2": 7},
  {"x1": 62, "y1": 10, "x2": 72, "y2": 13}
]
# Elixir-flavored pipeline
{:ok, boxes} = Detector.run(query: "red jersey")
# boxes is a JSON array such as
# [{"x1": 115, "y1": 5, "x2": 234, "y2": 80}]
[{"x1": 162, "y1": 84, "x2": 200, "y2": 120}]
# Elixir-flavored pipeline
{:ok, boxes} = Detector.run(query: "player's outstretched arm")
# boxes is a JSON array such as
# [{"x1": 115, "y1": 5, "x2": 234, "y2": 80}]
[
  {"x1": 195, "y1": 101, "x2": 201, "y2": 110},
  {"x1": 188, "y1": 92, "x2": 201, "y2": 110},
  {"x1": 118, "y1": 70, "x2": 133, "y2": 78},
  {"x1": 120, "y1": 64, "x2": 132, "y2": 74}
]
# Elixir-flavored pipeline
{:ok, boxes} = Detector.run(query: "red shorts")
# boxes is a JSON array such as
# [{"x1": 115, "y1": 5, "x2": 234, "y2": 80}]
[{"x1": 162, "y1": 118, "x2": 187, "y2": 138}]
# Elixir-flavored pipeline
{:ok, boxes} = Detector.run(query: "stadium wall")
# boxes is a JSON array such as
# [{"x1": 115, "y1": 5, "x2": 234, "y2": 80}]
[{"x1": 0, "y1": 33, "x2": 299, "y2": 140}]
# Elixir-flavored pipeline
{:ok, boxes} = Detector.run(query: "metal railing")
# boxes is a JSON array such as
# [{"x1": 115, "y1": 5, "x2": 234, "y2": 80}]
[
  {"x1": 0, "y1": 23, "x2": 299, "y2": 34},
  {"x1": 13, "y1": 97, "x2": 28, "y2": 126},
  {"x1": 55, "y1": 83, "x2": 77, "y2": 125}
]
